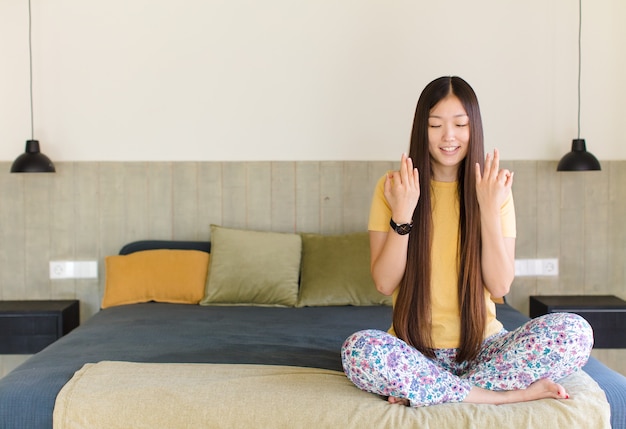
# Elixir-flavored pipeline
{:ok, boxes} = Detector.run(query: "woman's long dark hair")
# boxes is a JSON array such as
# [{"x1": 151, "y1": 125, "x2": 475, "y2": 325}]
[{"x1": 392, "y1": 76, "x2": 486, "y2": 363}]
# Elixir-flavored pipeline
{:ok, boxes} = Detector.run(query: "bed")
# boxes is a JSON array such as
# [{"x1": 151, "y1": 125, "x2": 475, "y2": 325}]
[{"x1": 0, "y1": 231, "x2": 624, "y2": 428}]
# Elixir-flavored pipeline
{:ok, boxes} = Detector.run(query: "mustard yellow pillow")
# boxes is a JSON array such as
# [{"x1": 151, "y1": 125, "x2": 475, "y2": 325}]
[{"x1": 102, "y1": 249, "x2": 210, "y2": 309}]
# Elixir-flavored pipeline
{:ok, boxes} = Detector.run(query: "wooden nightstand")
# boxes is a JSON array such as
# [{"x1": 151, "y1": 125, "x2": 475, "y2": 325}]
[
  {"x1": 0, "y1": 300, "x2": 79, "y2": 354},
  {"x1": 529, "y1": 295, "x2": 626, "y2": 348}
]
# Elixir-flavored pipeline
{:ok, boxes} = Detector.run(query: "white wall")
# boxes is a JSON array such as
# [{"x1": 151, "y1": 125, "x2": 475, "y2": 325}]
[{"x1": 1, "y1": 0, "x2": 624, "y2": 162}]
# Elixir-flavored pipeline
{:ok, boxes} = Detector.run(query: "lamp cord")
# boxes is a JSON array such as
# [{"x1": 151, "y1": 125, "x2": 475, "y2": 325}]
[
  {"x1": 577, "y1": 0, "x2": 582, "y2": 140},
  {"x1": 28, "y1": 0, "x2": 34, "y2": 141}
]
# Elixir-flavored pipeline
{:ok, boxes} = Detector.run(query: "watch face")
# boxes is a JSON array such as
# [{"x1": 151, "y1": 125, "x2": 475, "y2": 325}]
[
  {"x1": 395, "y1": 223, "x2": 412, "y2": 235},
  {"x1": 390, "y1": 219, "x2": 412, "y2": 235}
]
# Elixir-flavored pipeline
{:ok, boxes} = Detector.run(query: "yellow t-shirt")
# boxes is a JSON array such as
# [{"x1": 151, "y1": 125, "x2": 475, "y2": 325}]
[{"x1": 368, "y1": 175, "x2": 516, "y2": 349}]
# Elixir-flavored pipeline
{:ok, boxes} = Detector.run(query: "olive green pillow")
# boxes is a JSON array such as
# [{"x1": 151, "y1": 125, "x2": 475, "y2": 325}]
[
  {"x1": 201, "y1": 225, "x2": 301, "y2": 307},
  {"x1": 297, "y1": 232, "x2": 392, "y2": 307}
]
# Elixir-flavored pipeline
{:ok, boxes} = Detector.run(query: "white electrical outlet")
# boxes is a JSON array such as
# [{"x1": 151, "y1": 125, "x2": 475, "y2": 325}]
[
  {"x1": 515, "y1": 259, "x2": 559, "y2": 277},
  {"x1": 50, "y1": 261, "x2": 98, "y2": 279},
  {"x1": 541, "y1": 258, "x2": 559, "y2": 276},
  {"x1": 50, "y1": 261, "x2": 68, "y2": 279}
]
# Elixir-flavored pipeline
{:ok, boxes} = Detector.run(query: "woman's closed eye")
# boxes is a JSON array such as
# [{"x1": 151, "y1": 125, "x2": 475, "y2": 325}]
[{"x1": 428, "y1": 124, "x2": 467, "y2": 128}]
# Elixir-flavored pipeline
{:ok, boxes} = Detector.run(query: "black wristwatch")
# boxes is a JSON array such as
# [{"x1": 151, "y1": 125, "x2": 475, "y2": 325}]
[{"x1": 390, "y1": 219, "x2": 413, "y2": 235}]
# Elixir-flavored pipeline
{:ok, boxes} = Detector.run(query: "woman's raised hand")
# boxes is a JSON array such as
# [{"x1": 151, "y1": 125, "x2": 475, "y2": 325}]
[
  {"x1": 383, "y1": 153, "x2": 420, "y2": 224},
  {"x1": 475, "y1": 148, "x2": 514, "y2": 212}
]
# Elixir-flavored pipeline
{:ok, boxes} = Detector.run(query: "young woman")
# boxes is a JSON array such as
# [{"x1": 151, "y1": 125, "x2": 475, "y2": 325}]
[{"x1": 341, "y1": 76, "x2": 593, "y2": 406}]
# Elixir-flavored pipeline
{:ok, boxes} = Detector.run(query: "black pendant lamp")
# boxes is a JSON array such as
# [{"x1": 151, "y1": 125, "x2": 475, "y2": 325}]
[
  {"x1": 557, "y1": 0, "x2": 600, "y2": 172},
  {"x1": 11, "y1": 0, "x2": 55, "y2": 173}
]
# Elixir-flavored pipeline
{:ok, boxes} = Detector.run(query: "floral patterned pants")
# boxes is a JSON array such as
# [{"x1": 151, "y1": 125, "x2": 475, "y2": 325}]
[{"x1": 341, "y1": 313, "x2": 593, "y2": 407}]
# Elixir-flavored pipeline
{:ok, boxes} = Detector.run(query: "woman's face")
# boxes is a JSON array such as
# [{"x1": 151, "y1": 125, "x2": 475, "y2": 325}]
[{"x1": 427, "y1": 94, "x2": 470, "y2": 182}]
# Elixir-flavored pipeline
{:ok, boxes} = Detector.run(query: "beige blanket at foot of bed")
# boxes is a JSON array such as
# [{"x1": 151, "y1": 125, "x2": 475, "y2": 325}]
[{"x1": 53, "y1": 361, "x2": 610, "y2": 429}]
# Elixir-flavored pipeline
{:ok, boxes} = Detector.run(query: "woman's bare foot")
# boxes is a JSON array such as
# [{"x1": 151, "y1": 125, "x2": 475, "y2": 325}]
[
  {"x1": 387, "y1": 396, "x2": 410, "y2": 406},
  {"x1": 464, "y1": 378, "x2": 569, "y2": 405}
]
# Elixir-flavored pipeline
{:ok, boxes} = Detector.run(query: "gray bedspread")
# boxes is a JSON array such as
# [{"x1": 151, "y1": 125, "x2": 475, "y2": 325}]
[
  {"x1": 0, "y1": 304, "x2": 392, "y2": 428},
  {"x1": 1, "y1": 303, "x2": 624, "y2": 429}
]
